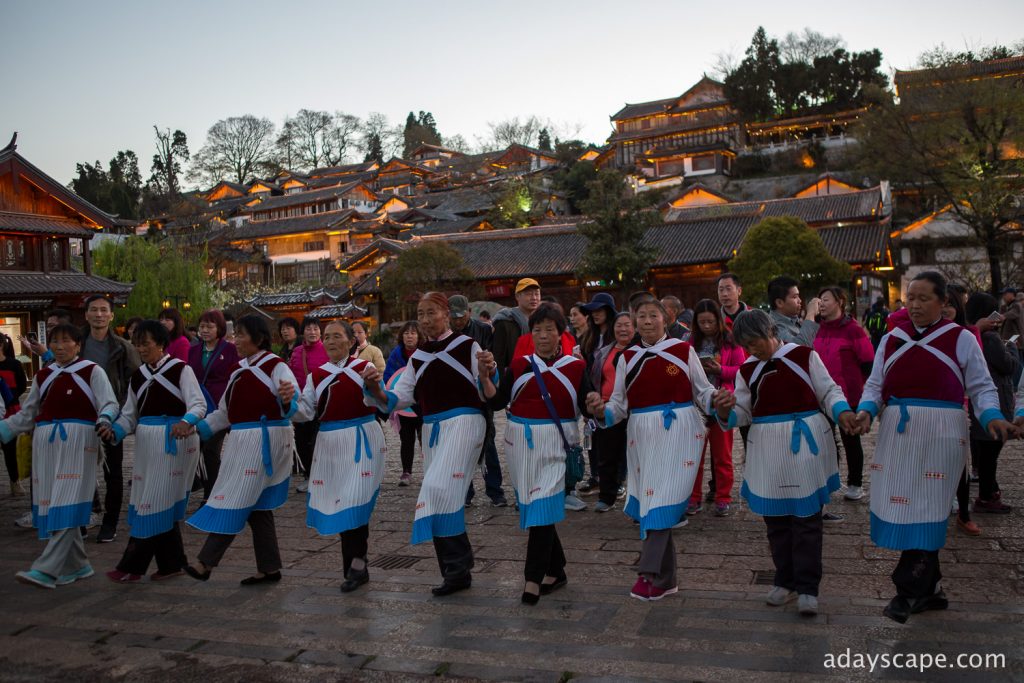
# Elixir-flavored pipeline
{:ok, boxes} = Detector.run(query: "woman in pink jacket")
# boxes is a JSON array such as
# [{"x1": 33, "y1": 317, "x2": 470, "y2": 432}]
[
  {"x1": 687, "y1": 299, "x2": 747, "y2": 516},
  {"x1": 289, "y1": 318, "x2": 330, "y2": 492},
  {"x1": 814, "y1": 287, "x2": 875, "y2": 501}
]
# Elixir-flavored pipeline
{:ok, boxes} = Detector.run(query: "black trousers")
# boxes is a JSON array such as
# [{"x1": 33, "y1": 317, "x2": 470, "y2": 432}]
[
  {"x1": 432, "y1": 532, "x2": 473, "y2": 582},
  {"x1": 829, "y1": 423, "x2": 865, "y2": 487},
  {"x1": 765, "y1": 512, "x2": 823, "y2": 596},
  {"x1": 200, "y1": 431, "x2": 226, "y2": 501},
  {"x1": 956, "y1": 467, "x2": 971, "y2": 522},
  {"x1": 197, "y1": 509, "x2": 282, "y2": 574},
  {"x1": 595, "y1": 422, "x2": 627, "y2": 505},
  {"x1": 2, "y1": 437, "x2": 17, "y2": 484},
  {"x1": 971, "y1": 438, "x2": 1005, "y2": 501},
  {"x1": 341, "y1": 525, "x2": 369, "y2": 576},
  {"x1": 398, "y1": 415, "x2": 422, "y2": 474},
  {"x1": 101, "y1": 440, "x2": 124, "y2": 528},
  {"x1": 294, "y1": 420, "x2": 319, "y2": 476},
  {"x1": 116, "y1": 523, "x2": 186, "y2": 575},
  {"x1": 524, "y1": 524, "x2": 566, "y2": 584},
  {"x1": 893, "y1": 549, "x2": 942, "y2": 600}
]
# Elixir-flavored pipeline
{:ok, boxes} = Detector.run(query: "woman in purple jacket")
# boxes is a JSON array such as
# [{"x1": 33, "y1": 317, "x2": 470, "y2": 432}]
[
  {"x1": 188, "y1": 309, "x2": 240, "y2": 503},
  {"x1": 288, "y1": 317, "x2": 329, "y2": 492},
  {"x1": 814, "y1": 287, "x2": 874, "y2": 500}
]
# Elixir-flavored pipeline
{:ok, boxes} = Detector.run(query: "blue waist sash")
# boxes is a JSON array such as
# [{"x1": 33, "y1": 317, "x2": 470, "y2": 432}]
[
  {"x1": 232, "y1": 417, "x2": 290, "y2": 476},
  {"x1": 320, "y1": 414, "x2": 377, "y2": 463},
  {"x1": 631, "y1": 402, "x2": 693, "y2": 430},
  {"x1": 139, "y1": 415, "x2": 185, "y2": 455},
  {"x1": 422, "y1": 407, "x2": 482, "y2": 449},
  {"x1": 507, "y1": 413, "x2": 576, "y2": 449},
  {"x1": 888, "y1": 397, "x2": 962, "y2": 434},
  {"x1": 752, "y1": 409, "x2": 821, "y2": 455},
  {"x1": 37, "y1": 418, "x2": 94, "y2": 444}
]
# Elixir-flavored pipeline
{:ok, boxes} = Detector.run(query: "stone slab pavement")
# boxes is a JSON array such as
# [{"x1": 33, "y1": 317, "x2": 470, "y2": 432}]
[{"x1": 0, "y1": 412, "x2": 1022, "y2": 682}]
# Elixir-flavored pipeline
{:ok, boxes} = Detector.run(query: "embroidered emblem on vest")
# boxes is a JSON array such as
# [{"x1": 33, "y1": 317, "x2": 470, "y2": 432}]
[{"x1": 665, "y1": 364, "x2": 680, "y2": 376}]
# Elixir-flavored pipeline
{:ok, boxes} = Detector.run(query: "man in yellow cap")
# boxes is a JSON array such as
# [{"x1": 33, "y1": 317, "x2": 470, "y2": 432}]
[{"x1": 492, "y1": 278, "x2": 541, "y2": 373}]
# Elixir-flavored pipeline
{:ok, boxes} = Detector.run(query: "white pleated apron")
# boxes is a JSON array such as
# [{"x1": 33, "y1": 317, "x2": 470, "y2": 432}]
[
  {"x1": 127, "y1": 417, "x2": 201, "y2": 538},
  {"x1": 306, "y1": 414, "x2": 387, "y2": 535},
  {"x1": 31, "y1": 420, "x2": 99, "y2": 540},
  {"x1": 741, "y1": 410, "x2": 839, "y2": 517},
  {"x1": 622, "y1": 403, "x2": 705, "y2": 538},
  {"x1": 504, "y1": 415, "x2": 571, "y2": 529},
  {"x1": 410, "y1": 410, "x2": 485, "y2": 544}
]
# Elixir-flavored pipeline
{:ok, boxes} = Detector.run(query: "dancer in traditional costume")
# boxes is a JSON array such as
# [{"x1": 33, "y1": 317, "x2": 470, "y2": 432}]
[
  {"x1": 726, "y1": 309, "x2": 857, "y2": 615},
  {"x1": 294, "y1": 319, "x2": 386, "y2": 593},
  {"x1": 587, "y1": 298, "x2": 732, "y2": 601},
  {"x1": 0, "y1": 324, "x2": 118, "y2": 589},
  {"x1": 481, "y1": 303, "x2": 593, "y2": 604},
  {"x1": 184, "y1": 315, "x2": 299, "y2": 585},
  {"x1": 856, "y1": 271, "x2": 1019, "y2": 623},
  {"x1": 100, "y1": 320, "x2": 206, "y2": 582},
  {"x1": 364, "y1": 292, "x2": 489, "y2": 596}
]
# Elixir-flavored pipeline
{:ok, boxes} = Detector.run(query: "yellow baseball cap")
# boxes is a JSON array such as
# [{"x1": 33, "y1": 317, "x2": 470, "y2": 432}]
[{"x1": 515, "y1": 277, "x2": 540, "y2": 294}]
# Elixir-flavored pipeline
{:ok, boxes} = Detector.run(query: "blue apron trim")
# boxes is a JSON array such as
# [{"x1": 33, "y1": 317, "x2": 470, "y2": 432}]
[
  {"x1": 870, "y1": 511, "x2": 949, "y2": 552},
  {"x1": 513, "y1": 490, "x2": 565, "y2": 530},
  {"x1": 320, "y1": 415, "x2": 376, "y2": 463},
  {"x1": 631, "y1": 402, "x2": 694, "y2": 430},
  {"x1": 740, "y1": 473, "x2": 840, "y2": 517},
  {"x1": 422, "y1": 407, "x2": 482, "y2": 449},
  {"x1": 753, "y1": 410, "x2": 821, "y2": 455},
  {"x1": 411, "y1": 508, "x2": 467, "y2": 545},
  {"x1": 31, "y1": 500, "x2": 93, "y2": 541},
  {"x1": 139, "y1": 415, "x2": 184, "y2": 455},
  {"x1": 888, "y1": 397, "x2": 962, "y2": 434},
  {"x1": 233, "y1": 417, "x2": 290, "y2": 476},
  {"x1": 622, "y1": 495, "x2": 687, "y2": 539},
  {"x1": 306, "y1": 488, "x2": 380, "y2": 535},
  {"x1": 186, "y1": 477, "x2": 291, "y2": 535},
  {"x1": 126, "y1": 497, "x2": 188, "y2": 539},
  {"x1": 37, "y1": 419, "x2": 93, "y2": 443},
  {"x1": 507, "y1": 413, "x2": 575, "y2": 450}
]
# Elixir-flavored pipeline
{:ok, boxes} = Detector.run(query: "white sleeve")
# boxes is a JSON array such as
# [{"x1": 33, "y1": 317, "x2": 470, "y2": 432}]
[
  {"x1": 294, "y1": 376, "x2": 316, "y2": 423},
  {"x1": 858, "y1": 337, "x2": 888, "y2": 417},
  {"x1": 687, "y1": 346, "x2": 718, "y2": 416},
  {"x1": 368, "y1": 358, "x2": 414, "y2": 413},
  {"x1": 0, "y1": 377, "x2": 41, "y2": 441},
  {"x1": 958, "y1": 330, "x2": 1000, "y2": 422},
  {"x1": 271, "y1": 361, "x2": 301, "y2": 420},
  {"x1": 91, "y1": 368, "x2": 119, "y2": 423},
  {"x1": 731, "y1": 370, "x2": 752, "y2": 428},
  {"x1": 469, "y1": 341, "x2": 488, "y2": 401},
  {"x1": 604, "y1": 355, "x2": 629, "y2": 426},
  {"x1": 179, "y1": 365, "x2": 207, "y2": 425},
  {"x1": 808, "y1": 351, "x2": 851, "y2": 421},
  {"x1": 112, "y1": 385, "x2": 139, "y2": 440},
  {"x1": 200, "y1": 388, "x2": 231, "y2": 438}
]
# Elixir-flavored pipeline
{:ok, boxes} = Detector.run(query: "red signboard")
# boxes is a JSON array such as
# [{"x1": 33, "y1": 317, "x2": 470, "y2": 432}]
[{"x1": 486, "y1": 284, "x2": 512, "y2": 297}]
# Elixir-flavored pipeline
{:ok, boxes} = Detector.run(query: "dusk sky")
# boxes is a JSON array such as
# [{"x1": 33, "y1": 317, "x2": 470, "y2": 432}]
[{"x1": 3, "y1": 0, "x2": 1021, "y2": 187}]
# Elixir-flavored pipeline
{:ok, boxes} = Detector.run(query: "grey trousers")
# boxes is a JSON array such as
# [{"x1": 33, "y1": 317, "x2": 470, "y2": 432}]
[
  {"x1": 197, "y1": 510, "x2": 282, "y2": 574},
  {"x1": 637, "y1": 529, "x2": 677, "y2": 589},
  {"x1": 32, "y1": 528, "x2": 89, "y2": 578}
]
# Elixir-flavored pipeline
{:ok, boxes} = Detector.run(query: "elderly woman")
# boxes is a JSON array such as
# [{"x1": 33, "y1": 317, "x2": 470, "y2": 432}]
[
  {"x1": 726, "y1": 310, "x2": 856, "y2": 616},
  {"x1": 587, "y1": 297, "x2": 732, "y2": 602},
  {"x1": 100, "y1": 320, "x2": 206, "y2": 582},
  {"x1": 293, "y1": 319, "x2": 386, "y2": 593},
  {"x1": 856, "y1": 271, "x2": 1018, "y2": 623},
  {"x1": 482, "y1": 303, "x2": 593, "y2": 604},
  {"x1": 364, "y1": 293, "x2": 490, "y2": 597},
  {"x1": 185, "y1": 315, "x2": 299, "y2": 585}
]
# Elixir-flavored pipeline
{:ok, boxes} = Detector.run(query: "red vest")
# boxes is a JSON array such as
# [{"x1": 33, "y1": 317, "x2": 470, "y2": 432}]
[
  {"x1": 622, "y1": 340, "x2": 694, "y2": 410},
  {"x1": 739, "y1": 345, "x2": 819, "y2": 417},
  {"x1": 225, "y1": 354, "x2": 288, "y2": 423},
  {"x1": 507, "y1": 355, "x2": 585, "y2": 420},
  {"x1": 310, "y1": 358, "x2": 377, "y2": 422},
  {"x1": 881, "y1": 318, "x2": 963, "y2": 404},
  {"x1": 36, "y1": 363, "x2": 100, "y2": 422}
]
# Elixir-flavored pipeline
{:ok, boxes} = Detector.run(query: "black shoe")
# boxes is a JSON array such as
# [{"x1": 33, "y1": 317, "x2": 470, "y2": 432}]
[
  {"x1": 910, "y1": 590, "x2": 948, "y2": 614},
  {"x1": 540, "y1": 573, "x2": 568, "y2": 595},
  {"x1": 490, "y1": 496, "x2": 508, "y2": 508},
  {"x1": 184, "y1": 565, "x2": 211, "y2": 582},
  {"x1": 340, "y1": 571, "x2": 369, "y2": 593},
  {"x1": 521, "y1": 590, "x2": 540, "y2": 605},
  {"x1": 431, "y1": 578, "x2": 471, "y2": 596},
  {"x1": 883, "y1": 595, "x2": 911, "y2": 623},
  {"x1": 96, "y1": 526, "x2": 116, "y2": 543},
  {"x1": 240, "y1": 571, "x2": 282, "y2": 586},
  {"x1": 79, "y1": 526, "x2": 88, "y2": 539}
]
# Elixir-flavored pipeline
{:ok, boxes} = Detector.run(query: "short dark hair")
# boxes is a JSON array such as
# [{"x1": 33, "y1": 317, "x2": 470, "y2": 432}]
[
  {"x1": 818, "y1": 286, "x2": 848, "y2": 312},
  {"x1": 911, "y1": 270, "x2": 947, "y2": 302},
  {"x1": 767, "y1": 276, "x2": 800, "y2": 310},
  {"x1": 238, "y1": 314, "x2": 273, "y2": 351},
  {"x1": 47, "y1": 308, "x2": 73, "y2": 323},
  {"x1": 965, "y1": 292, "x2": 998, "y2": 325},
  {"x1": 478, "y1": 310, "x2": 491, "y2": 321},
  {"x1": 300, "y1": 317, "x2": 321, "y2": 333},
  {"x1": 277, "y1": 316, "x2": 300, "y2": 336},
  {"x1": 84, "y1": 294, "x2": 113, "y2": 311},
  {"x1": 528, "y1": 302, "x2": 567, "y2": 335},
  {"x1": 398, "y1": 320, "x2": 421, "y2": 348},
  {"x1": 716, "y1": 272, "x2": 741, "y2": 287},
  {"x1": 198, "y1": 309, "x2": 227, "y2": 339},
  {"x1": 49, "y1": 323, "x2": 83, "y2": 346},
  {"x1": 158, "y1": 307, "x2": 184, "y2": 339},
  {"x1": 351, "y1": 320, "x2": 371, "y2": 334},
  {"x1": 540, "y1": 295, "x2": 558, "y2": 304},
  {"x1": 123, "y1": 316, "x2": 143, "y2": 340},
  {"x1": 133, "y1": 319, "x2": 169, "y2": 349}
]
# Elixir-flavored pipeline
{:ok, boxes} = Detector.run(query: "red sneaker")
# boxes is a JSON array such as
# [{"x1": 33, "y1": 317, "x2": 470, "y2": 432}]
[
  {"x1": 105, "y1": 569, "x2": 142, "y2": 583},
  {"x1": 973, "y1": 496, "x2": 1012, "y2": 514},
  {"x1": 629, "y1": 576, "x2": 678, "y2": 601}
]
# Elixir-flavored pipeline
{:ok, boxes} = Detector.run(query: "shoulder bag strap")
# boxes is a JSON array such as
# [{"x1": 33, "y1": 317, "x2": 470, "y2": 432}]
[{"x1": 530, "y1": 355, "x2": 572, "y2": 452}]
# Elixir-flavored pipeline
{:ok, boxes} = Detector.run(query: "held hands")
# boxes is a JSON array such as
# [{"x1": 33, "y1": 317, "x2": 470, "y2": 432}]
[
  {"x1": 712, "y1": 389, "x2": 735, "y2": 419},
  {"x1": 585, "y1": 391, "x2": 605, "y2": 417},
  {"x1": 852, "y1": 411, "x2": 872, "y2": 435},
  {"x1": 837, "y1": 411, "x2": 859, "y2": 435},
  {"x1": 988, "y1": 418, "x2": 1021, "y2": 442},
  {"x1": 170, "y1": 421, "x2": 194, "y2": 439},
  {"x1": 277, "y1": 380, "x2": 296, "y2": 406},
  {"x1": 476, "y1": 350, "x2": 497, "y2": 384},
  {"x1": 95, "y1": 421, "x2": 115, "y2": 443},
  {"x1": 360, "y1": 364, "x2": 386, "y2": 400}
]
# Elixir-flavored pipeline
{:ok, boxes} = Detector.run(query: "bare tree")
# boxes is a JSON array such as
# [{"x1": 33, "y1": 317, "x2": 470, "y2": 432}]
[
  {"x1": 709, "y1": 50, "x2": 740, "y2": 80},
  {"x1": 442, "y1": 133, "x2": 473, "y2": 153},
  {"x1": 359, "y1": 112, "x2": 402, "y2": 160},
  {"x1": 191, "y1": 115, "x2": 277, "y2": 185},
  {"x1": 149, "y1": 126, "x2": 189, "y2": 197},
  {"x1": 486, "y1": 115, "x2": 545, "y2": 150},
  {"x1": 322, "y1": 112, "x2": 361, "y2": 166},
  {"x1": 779, "y1": 28, "x2": 844, "y2": 64}
]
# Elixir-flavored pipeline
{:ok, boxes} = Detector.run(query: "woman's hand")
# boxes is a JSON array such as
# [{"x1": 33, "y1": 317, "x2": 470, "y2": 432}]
[
  {"x1": 702, "y1": 358, "x2": 722, "y2": 375},
  {"x1": 171, "y1": 421, "x2": 194, "y2": 439},
  {"x1": 476, "y1": 351, "x2": 496, "y2": 382},
  {"x1": 277, "y1": 380, "x2": 295, "y2": 405},
  {"x1": 988, "y1": 418, "x2": 1021, "y2": 442},
  {"x1": 712, "y1": 389, "x2": 735, "y2": 419},
  {"x1": 853, "y1": 411, "x2": 872, "y2": 435},
  {"x1": 361, "y1": 364, "x2": 386, "y2": 400},
  {"x1": 837, "y1": 411, "x2": 859, "y2": 435},
  {"x1": 585, "y1": 391, "x2": 605, "y2": 417}
]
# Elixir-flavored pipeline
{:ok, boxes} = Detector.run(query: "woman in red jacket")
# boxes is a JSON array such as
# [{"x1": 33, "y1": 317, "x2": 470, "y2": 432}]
[
  {"x1": 686, "y1": 299, "x2": 747, "y2": 516},
  {"x1": 813, "y1": 287, "x2": 874, "y2": 501},
  {"x1": 289, "y1": 318, "x2": 329, "y2": 493}
]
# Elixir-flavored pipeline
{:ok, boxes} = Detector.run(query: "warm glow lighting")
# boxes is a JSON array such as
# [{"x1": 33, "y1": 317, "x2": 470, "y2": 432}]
[{"x1": 877, "y1": 266, "x2": 894, "y2": 271}]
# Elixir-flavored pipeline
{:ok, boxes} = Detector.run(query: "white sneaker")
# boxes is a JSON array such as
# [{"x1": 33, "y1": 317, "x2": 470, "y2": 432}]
[
  {"x1": 951, "y1": 499, "x2": 959, "y2": 516},
  {"x1": 564, "y1": 494, "x2": 587, "y2": 511},
  {"x1": 296, "y1": 480, "x2": 309, "y2": 493},
  {"x1": 766, "y1": 586, "x2": 795, "y2": 606},
  {"x1": 14, "y1": 511, "x2": 33, "y2": 529},
  {"x1": 87, "y1": 512, "x2": 101, "y2": 529},
  {"x1": 672, "y1": 518, "x2": 689, "y2": 529},
  {"x1": 844, "y1": 486, "x2": 863, "y2": 501},
  {"x1": 798, "y1": 594, "x2": 818, "y2": 615}
]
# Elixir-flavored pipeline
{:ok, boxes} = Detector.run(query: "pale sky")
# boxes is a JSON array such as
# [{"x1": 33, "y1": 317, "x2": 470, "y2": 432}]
[{"x1": 2, "y1": 0, "x2": 1020, "y2": 187}]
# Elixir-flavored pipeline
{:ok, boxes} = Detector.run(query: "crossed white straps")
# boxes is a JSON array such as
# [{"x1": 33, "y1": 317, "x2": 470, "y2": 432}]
[
  {"x1": 39, "y1": 359, "x2": 96, "y2": 406},
  {"x1": 314, "y1": 358, "x2": 365, "y2": 403},
  {"x1": 136, "y1": 356, "x2": 184, "y2": 404},
  {"x1": 883, "y1": 324, "x2": 964, "y2": 387},
  {"x1": 228, "y1": 351, "x2": 279, "y2": 396},
  {"x1": 411, "y1": 335, "x2": 476, "y2": 388},
  {"x1": 624, "y1": 337, "x2": 690, "y2": 389},
  {"x1": 747, "y1": 343, "x2": 815, "y2": 394},
  {"x1": 510, "y1": 354, "x2": 578, "y2": 406}
]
